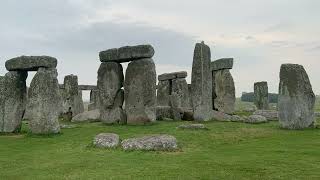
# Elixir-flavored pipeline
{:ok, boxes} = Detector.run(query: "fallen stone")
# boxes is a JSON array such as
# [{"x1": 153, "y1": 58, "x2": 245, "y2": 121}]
[
  {"x1": 99, "y1": 44, "x2": 155, "y2": 63},
  {"x1": 60, "y1": 124, "x2": 78, "y2": 129},
  {"x1": 244, "y1": 115, "x2": 268, "y2": 124},
  {"x1": 211, "y1": 110, "x2": 232, "y2": 122},
  {"x1": 124, "y1": 58, "x2": 156, "y2": 125},
  {"x1": 278, "y1": 64, "x2": 315, "y2": 129},
  {"x1": 121, "y1": 135, "x2": 178, "y2": 151},
  {"x1": 213, "y1": 69, "x2": 235, "y2": 114},
  {"x1": 27, "y1": 68, "x2": 61, "y2": 134},
  {"x1": 253, "y1": 110, "x2": 278, "y2": 120},
  {"x1": 71, "y1": 109, "x2": 100, "y2": 123},
  {"x1": 230, "y1": 115, "x2": 245, "y2": 122},
  {"x1": 191, "y1": 42, "x2": 212, "y2": 121},
  {"x1": 158, "y1": 71, "x2": 187, "y2": 81},
  {"x1": 93, "y1": 133, "x2": 120, "y2": 148},
  {"x1": 97, "y1": 62, "x2": 126, "y2": 124},
  {"x1": 211, "y1": 58, "x2": 233, "y2": 71},
  {"x1": 0, "y1": 71, "x2": 27, "y2": 133},
  {"x1": 5, "y1": 56, "x2": 57, "y2": 71},
  {"x1": 254, "y1": 81, "x2": 269, "y2": 110},
  {"x1": 177, "y1": 124, "x2": 208, "y2": 130}
]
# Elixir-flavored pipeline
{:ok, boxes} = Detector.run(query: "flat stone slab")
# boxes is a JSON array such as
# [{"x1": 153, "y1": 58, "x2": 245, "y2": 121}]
[
  {"x1": 93, "y1": 133, "x2": 120, "y2": 148},
  {"x1": 244, "y1": 115, "x2": 268, "y2": 124},
  {"x1": 177, "y1": 124, "x2": 208, "y2": 130},
  {"x1": 253, "y1": 110, "x2": 278, "y2": 120},
  {"x1": 158, "y1": 71, "x2": 188, "y2": 81},
  {"x1": 6, "y1": 56, "x2": 57, "y2": 71},
  {"x1": 211, "y1": 58, "x2": 233, "y2": 71},
  {"x1": 78, "y1": 85, "x2": 97, "y2": 91},
  {"x1": 121, "y1": 135, "x2": 178, "y2": 151},
  {"x1": 99, "y1": 44, "x2": 155, "y2": 63},
  {"x1": 71, "y1": 109, "x2": 100, "y2": 123}
]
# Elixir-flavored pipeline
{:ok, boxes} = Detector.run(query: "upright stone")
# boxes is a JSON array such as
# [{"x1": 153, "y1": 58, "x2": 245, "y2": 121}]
[
  {"x1": 62, "y1": 75, "x2": 84, "y2": 117},
  {"x1": 213, "y1": 69, "x2": 236, "y2": 114},
  {"x1": 88, "y1": 89, "x2": 100, "y2": 111},
  {"x1": 157, "y1": 80, "x2": 170, "y2": 106},
  {"x1": 191, "y1": 42, "x2": 212, "y2": 121},
  {"x1": 171, "y1": 78, "x2": 190, "y2": 108},
  {"x1": 254, "y1": 81, "x2": 269, "y2": 110},
  {"x1": 0, "y1": 71, "x2": 27, "y2": 133},
  {"x1": 278, "y1": 64, "x2": 315, "y2": 129},
  {"x1": 27, "y1": 68, "x2": 61, "y2": 134},
  {"x1": 124, "y1": 58, "x2": 156, "y2": 124},
  {"x1": 98, "y1": 62, "x2": 126, "y2": 124}
]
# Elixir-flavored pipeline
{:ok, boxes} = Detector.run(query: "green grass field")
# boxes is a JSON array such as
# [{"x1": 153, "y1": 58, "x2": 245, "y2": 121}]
[{"x1": 1, "y1": 119, "x2": 320, "y2": 179}]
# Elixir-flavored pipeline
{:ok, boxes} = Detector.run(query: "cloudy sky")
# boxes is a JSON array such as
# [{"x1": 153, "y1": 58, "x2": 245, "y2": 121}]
[{"x1": 1, "y1": 0, "x2": 319, "y2": 100}]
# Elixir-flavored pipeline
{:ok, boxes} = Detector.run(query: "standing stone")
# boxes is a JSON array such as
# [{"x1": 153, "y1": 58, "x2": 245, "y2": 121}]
[
  {"x1": 191, "y1": 42, "x2": 212, "y2": 121},
  {"x1": 62, "y1": 75, "x2": 84, "y2": 117},
  {"x1": 213, "y1": 69, "x2": 235, "y2": 114},
  {"x1": 27, "y1": 68, "x2": 62, "y2": 134},
  {"x1": 278, "y1": 64, "x2": 315, "y2": 129},
  {"x1": 0, "y1": 71, "x2": 27, "y2": 133},
  {"x1": 171, "y1": 78, "x2": 190, "y2": 108},
  {"x1": 98, "y1": 62, "x2": 126, "y2": 124},
  {"x1": 254, "y1": 81, "x2": 269, "y2": 110},
  {"x1": 157, "y1": 80, "x2": 170, "y2": 106},
  {"x1": 124, "y1": 58, "x2": 156, "y2": 124},
  {"x1": 88, "y1": 89, "x2": 99, "y2": 111}
]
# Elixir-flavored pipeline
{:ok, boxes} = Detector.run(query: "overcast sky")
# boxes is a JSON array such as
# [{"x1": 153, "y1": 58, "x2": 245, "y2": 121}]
[{"x1": 1, "y1": 0, "x2": 319, "y2": 100}]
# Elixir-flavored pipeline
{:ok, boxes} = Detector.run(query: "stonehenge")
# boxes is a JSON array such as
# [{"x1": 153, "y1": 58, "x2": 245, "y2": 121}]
[
  {"x1": 254, "y1": 81, "x2": 269, "y2": 110},
  {"x1": 278, "y1": 64, "x2": 315, "y2": 129},
  {"x1": 1, "y1": 56, "x2": 61, "y2": 134},
  {"x1": 211, "y1": 58, "x2": 236, "y2": 114},
  {"x1": 98, "y1": 44, "x2": 156, "y2": 125}
]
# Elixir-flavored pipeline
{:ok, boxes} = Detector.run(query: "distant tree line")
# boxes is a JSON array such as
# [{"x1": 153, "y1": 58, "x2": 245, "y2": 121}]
[{"x1": 241, "y1": 92, "x2": 278, "y2": 103}]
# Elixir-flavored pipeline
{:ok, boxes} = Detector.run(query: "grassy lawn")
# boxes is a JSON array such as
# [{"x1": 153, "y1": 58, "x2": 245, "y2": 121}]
[{"x1": 1, "y1": 119, "x2": 320, "y2": 179}]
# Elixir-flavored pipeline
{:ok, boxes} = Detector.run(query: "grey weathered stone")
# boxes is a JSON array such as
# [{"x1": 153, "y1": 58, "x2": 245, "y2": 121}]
[
  {"x1": 157, "y1": 80, "x2": 170, "y2": 106},
  {"x1": 230, "y1": 115, "x2": 245, "y2": 122},
  {"x1": 60, "y1": 124, "x2": 78, "y2": 129},
  {"x1": 0, "y1": 71, "x2": 27, "y2": 133},
  {"x1": 124, "y1": 58, "x2": 156, "y2": 125},
  {"x1": 5, "y1": 56, "x2": 57, "y2": 71},
  {"x1": 156, "y1": 106, "x2": 184, "y2": 120},
  {"x1": 212, "y1": 69, "x2": 235, "y2": 114},
  {"x1": 278, "y1": 64, "x2": 315, "y2": 129},
  {"x1": 88, "y1": 89, "x2": 100, "y2": 111},
  {"x1": 61, "y1": 75, "x2": 84, "y2": 117},
  {"x1": 27, "y1": 68, "x2": 61, "y2": 134},
  {"x1": 187, "y1": 84, "x2": 193, "y2": 108},
  {"x1": 244, "y1": 115, "x2": 268, "y2": 124},
  {"x1": 211, "y1": 58, "x2": 234, "y2": 71},
  {"x1": 98, "y1": 62, "x2": 125, "y2": 124},
  {"x1": 171, "y1": 78, "x2": 190, "y2": 109},
  {"x1": 158, "y1": 71, "x2": 187, "y2": 81},
  {"x1": 253, "y1": 110, "x2": 278, "y2": 120},
  {"x1": 71, "y1": 109, "x2": 100, "y2": 123},
  {"x1": 93, "y1": 133, "x2": 120, "y2": 148},
  {"x1": 99, "y1": 44, "x2": 155, "y2": 63},
  {"x1": 177, "y1": 124, "x2": 207, "y2": 130},
  {"x1": 254, "y1": 81, "x2": 269, "y2": 110},
  {"x1": 191, "y1": 42, "x2": 212, "y2": 121},
  {"x1": 211, "y1": 110, "x2": 232, "y2": 122},
  {"x1": 121, "y1": 135, "x2": 178, "y2": 151},
  {"x1": 78, "y1": 85, "x2": 97, "y2": 91}
]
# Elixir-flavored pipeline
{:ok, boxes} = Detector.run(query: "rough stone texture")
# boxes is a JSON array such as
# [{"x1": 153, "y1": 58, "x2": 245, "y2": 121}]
[
  {"x1": 230, "y1": 115, "x2": 245, "y2": 122},
  {"x1": 278, "y1": 64, "x2": 315, "y2": 129},
  {"x1": 93, "y1": 133, "x2": 120, "y2": 148},
  {"x1": 188, "y1": 84, "x2": 193, "y2": 108},
  {"x1": 61, "y1": 75, "x2": 84, "y2": 117},
  {"x1": 121, "y1": 135, "x2": 178, "y2": 151},
  {"x1": 158, "y1": 71, "x2": 187, "y2": 81},
  {"x1": 71, "y1": 109, "x2": 100, "y2": 123},
  {"x1": 253, "y1": 110, "x2": 278, "y2": 120},
  {"x1": 171, "y1": 78, "x2": 190, "y2": 109},
  {"x1": 254, "y1": 81, "x2": 269, "y2": 110},
  {"x1": 0, "y1": 71, "x2": 27, "y2": 133},
  {"x1": 211, "y1": 58, "x2": 234, "y2": 71},
  {"x1": 124, "y1": 58, "x2": 156, "y2": 125},
  {"x1": 315, "y1": 112, "x2": 320, "y2": 117},
  {"x1": 99, "y1": 44, "x2": 155, "y2": 63},
  {"x1": 213, "y1": 69, "x2": 235, "y2": 114},
  {"x1": 157, "y1": 80, "x2": 170, "y2": 106},
  {"x1": 27, "y1": 68, "x2": 61, "y2": 134},
  {"x1": 156, "y1": 106, "x2": 184, "y2": 121},
  {"x1": 60, "y1": 124, "x2": 78, "y2": 129},
  {"x1": 88, "y1": 89, "x2": 100, "y2": 111},
  {"x1": 5, "y1": 56, "x2": 57, "y2": 71},
  {"x1": 78, "y1": 85, "x2": 97, "y2": 91},
  {"x1": 244, "y1": 115, "x2": 268, "y2": 124},
  {"x1": 177, "y1": 124, "x2": 207, "y2": 130},
  {"x1": 211, "y1": 110, "x2": 232, "y2": 122},
  {"x1": 98, "y1": 62, "x2": 126, "y2": 124},
  {"x1": 191, "y1": 42, "x2": 212, "y2": 121}
]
